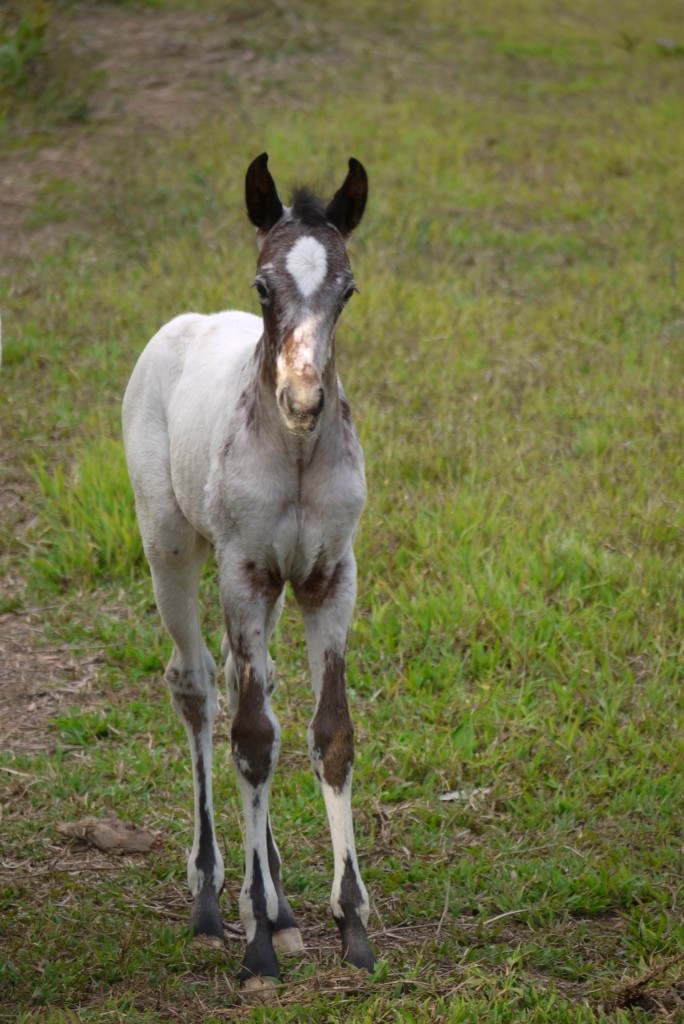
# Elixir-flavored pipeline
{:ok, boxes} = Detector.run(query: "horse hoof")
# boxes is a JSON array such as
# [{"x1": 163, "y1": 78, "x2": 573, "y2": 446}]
[
  {"x1": 273, "y1": 926, "x2": 304, "y2": 954},
  {"x1": 241, "y1": 976, "x2": 279, "y2": 1002},
  {"x1": 342, "y1": 934, "x2": 375, "y2": 973},
  {"x1": 191, "y1": 888, "x2": 224, "y2": 940}
]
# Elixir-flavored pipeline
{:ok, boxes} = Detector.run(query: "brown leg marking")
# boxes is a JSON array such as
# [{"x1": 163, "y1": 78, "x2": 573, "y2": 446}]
[
  {"x1": 310, "y1": 649, "x2": 354, "y2": 790},
  {"x1": 231, "y1": 665, "x2": 276, "y2": 788}
]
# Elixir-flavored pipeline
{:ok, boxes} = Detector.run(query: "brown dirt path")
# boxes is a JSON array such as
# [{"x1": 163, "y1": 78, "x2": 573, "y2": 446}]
[{"x1": 0, "y1": 2, "x2": 264, "y2": 259}]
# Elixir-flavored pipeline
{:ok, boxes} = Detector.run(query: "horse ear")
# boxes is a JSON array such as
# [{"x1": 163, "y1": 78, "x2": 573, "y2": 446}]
[
  {"x1": 326, "y1": 158, "x2": 368, "y2": 238},
  {"x1": 245, "y1": 153, "x2": 284, "y2": 233}
]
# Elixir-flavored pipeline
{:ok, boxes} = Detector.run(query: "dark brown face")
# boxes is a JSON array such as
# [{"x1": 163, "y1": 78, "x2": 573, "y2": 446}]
[{"x1": 253, "y1": 219, "x2": 357, "y2": 433}]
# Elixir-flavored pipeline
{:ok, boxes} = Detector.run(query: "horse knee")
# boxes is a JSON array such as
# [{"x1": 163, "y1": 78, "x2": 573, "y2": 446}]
[
  {"x1": 231, "y1": 682, "x2": 280, "y2": 788},
  {"x1": 167, "y1": 653, "x2": 217, "y2": 734}
]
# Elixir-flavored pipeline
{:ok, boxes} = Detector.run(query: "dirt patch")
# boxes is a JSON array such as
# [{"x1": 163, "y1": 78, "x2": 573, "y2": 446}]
[
  {"x1": 601, "y1": 953, "x2": 684, "y2": 1019},
  {"x1": 0, "y1": 2, "x2": 264, "y2": 260},
  {"x1": 0, "y1": 612, "x2": 103, "y2": 754},
  {"x1": 70, "y1": 5, "x2": 259, "y2": 130}
]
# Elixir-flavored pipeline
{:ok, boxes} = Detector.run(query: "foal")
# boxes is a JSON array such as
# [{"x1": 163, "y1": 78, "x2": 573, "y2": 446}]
[{"x1": 122, "y1": 154, "x2": 374, "y2": 990}]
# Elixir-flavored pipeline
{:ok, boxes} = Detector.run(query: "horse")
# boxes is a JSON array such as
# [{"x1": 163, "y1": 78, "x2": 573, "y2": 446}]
[{"x1": 122, "y1": 153, "x2": 374, "y2": 992}]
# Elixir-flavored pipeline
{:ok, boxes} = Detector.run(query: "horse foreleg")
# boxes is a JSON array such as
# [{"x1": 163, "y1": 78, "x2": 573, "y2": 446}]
[
  {"x1": 296, "y1": 553, "x2": 375, "y2": 972},
  {"x1": 222, "y1": 592, "x2": 302, "y2": 961},
  {"x1": 221, "y1": 560, "x2": 287, "y2": 988},
  {"x1": 230, "y1": 657, "x2": 281, "y2": 986}
]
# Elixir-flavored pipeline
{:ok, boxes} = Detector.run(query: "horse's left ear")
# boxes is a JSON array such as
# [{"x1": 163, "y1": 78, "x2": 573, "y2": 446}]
[
  {"x1": 326, "y1": 158, "x2": 368, "y2": 238},
  {"x1": 245, "y1": 152, "x2": 284, "y2": 233}
]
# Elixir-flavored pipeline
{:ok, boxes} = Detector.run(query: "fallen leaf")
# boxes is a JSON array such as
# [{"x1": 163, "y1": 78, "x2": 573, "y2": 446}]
[{"x1": 57, "y1": 816, "x2": 162, "y2": 854}]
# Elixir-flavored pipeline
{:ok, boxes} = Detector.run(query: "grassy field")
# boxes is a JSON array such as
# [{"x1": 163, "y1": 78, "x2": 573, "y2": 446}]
[{"x1": 1, "y1": 0, "x2": 683, "y2": 1021}]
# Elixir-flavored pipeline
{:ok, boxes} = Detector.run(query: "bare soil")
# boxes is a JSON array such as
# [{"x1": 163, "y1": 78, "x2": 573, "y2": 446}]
[
  {"x1": 0, "y1": 2, "x2": 264, "y2": 259},
  {"x1": 0, "y1": 612, "x2": 104, "y2": 753}
]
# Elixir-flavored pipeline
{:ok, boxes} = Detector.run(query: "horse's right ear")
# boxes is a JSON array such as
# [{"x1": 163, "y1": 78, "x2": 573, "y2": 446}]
[{"x1": 245, "y1": 153, "x2": 284, "y2": 233}]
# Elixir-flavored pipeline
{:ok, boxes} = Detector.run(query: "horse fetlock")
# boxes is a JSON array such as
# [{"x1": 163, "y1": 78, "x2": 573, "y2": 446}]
[
  {"x1": 239, "y1": 873, "x2": 280, "y2": 983},
  {"x1": 333, "y1": 866, "x2": 373, "y2": 972},
  {"x1": 239, "y1": 873, "x2": 280, "y2": 935},
  {"x1": 187, "y1": 848, "x2": 224, "y2": 898}
]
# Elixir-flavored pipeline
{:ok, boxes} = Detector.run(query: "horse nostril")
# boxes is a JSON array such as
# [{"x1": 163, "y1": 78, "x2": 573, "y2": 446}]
[
  {"x1": 279, "y1": 384, "x2": 294, "y2": 416},
  {"x1": 312, "y1": 387, "x2": 324, "y2": 417}
]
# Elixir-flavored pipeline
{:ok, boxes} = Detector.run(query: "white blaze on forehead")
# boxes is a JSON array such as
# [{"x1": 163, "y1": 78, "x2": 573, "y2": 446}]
[{"x1": 286, "y1": 235, "x2": 328, "y2": 298}]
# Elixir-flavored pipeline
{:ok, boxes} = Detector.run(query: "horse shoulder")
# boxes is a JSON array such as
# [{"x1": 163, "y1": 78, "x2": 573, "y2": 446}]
[{"x1": 128, "y1": 310, "x2": 261, "y2": 535}]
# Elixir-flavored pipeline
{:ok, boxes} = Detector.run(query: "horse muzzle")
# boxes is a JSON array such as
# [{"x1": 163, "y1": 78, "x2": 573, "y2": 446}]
[{"x1": 277, "y1": 381, "x2": 325, "y2": 433}]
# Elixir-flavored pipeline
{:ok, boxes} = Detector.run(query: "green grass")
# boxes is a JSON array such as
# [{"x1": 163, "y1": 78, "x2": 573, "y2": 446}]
[{"x1": 1, "y1": 0, "x2": 683, "y2": 1021}]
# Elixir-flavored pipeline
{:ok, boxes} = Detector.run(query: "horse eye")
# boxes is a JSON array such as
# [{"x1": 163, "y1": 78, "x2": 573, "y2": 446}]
[
  {"x1": 253, "y1": 279, "x2": 270, "y2": 304},
  {"x1": 342, "y1": 284, "x2": 357, "y2": 306}
]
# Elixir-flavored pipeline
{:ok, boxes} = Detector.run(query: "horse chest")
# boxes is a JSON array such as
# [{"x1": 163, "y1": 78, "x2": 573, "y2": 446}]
[{"x1": 215, "y1": 453, "x2": 365, "y2": 582}]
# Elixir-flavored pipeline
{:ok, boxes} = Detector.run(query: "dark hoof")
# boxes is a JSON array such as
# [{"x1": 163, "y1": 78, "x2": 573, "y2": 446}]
[
  {"x1": 341, "y1": 928, "x2": 375, "y2": 973},
  {"x1": 239, "y1": 930, "x2": 280, "y2": 986},
  {"x1": 191, "y1": 888, "x2": 224, "y2": 940}
]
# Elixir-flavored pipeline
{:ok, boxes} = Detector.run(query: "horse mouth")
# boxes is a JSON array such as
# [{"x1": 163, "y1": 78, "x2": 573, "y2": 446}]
[{"x1": 282, "y1": 410, "x2": 320, "y2": 434}]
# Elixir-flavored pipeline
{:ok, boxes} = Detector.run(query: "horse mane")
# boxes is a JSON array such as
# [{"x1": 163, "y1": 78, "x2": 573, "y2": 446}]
[{"x1": 290, "y1": 186, "x2": 329, "y2": 228}]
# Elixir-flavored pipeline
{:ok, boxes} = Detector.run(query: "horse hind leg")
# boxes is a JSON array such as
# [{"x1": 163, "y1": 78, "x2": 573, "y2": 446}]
[
  {"x1": 267, "y1": 819, "x2": 304, "y2": 955},
  {"x1": 144, "y1": 509, "x2": 225, "y2": 941}
]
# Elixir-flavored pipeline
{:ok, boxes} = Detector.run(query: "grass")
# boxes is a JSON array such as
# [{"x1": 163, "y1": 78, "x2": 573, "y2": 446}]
[{"x1": 1, "y1": 0, "x2": 683, "y2": 1021}]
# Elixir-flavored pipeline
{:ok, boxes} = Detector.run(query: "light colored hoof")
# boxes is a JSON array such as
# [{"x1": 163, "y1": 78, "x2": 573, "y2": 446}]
[
  {"x1": 273, "y1": 926, "x2": 304, "y2": 954},
  {"x1": 241, "y1": 976, "x2": 278, "y2": 1002},
  {"x1": 191, "y1": 934, "x2": 223, "y2": 950}
]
